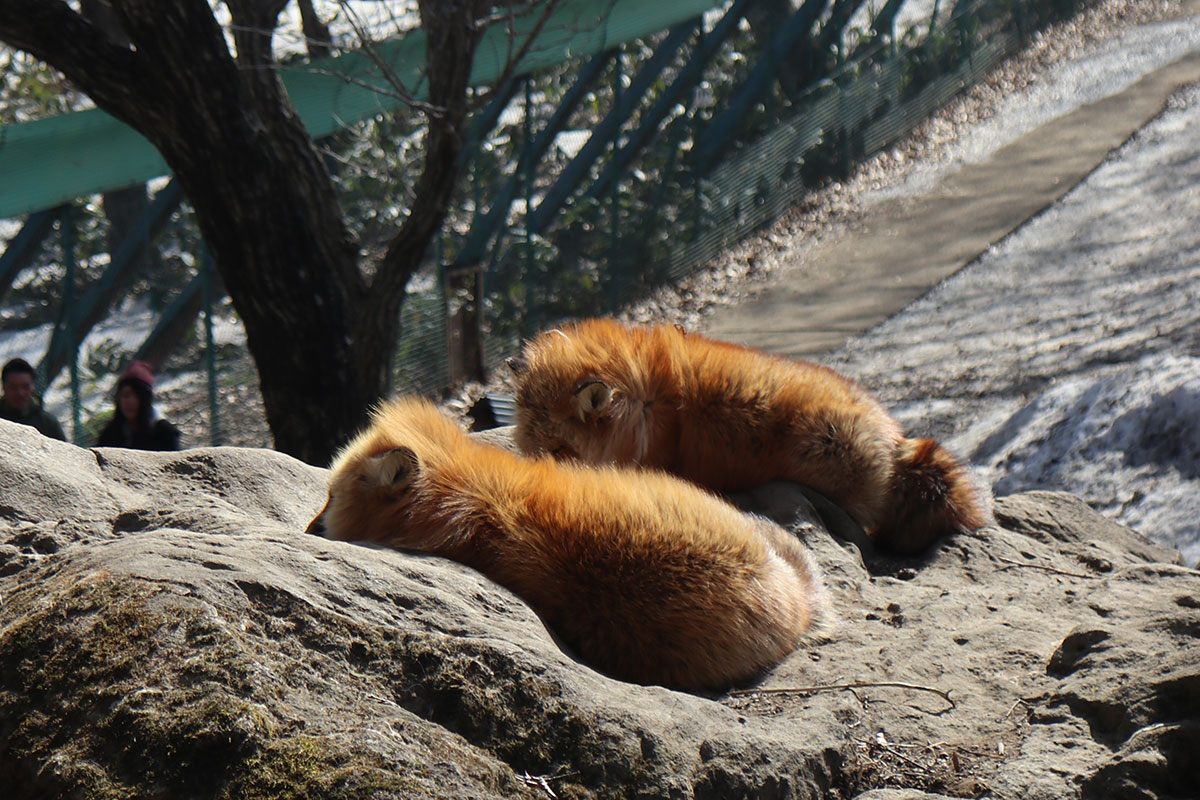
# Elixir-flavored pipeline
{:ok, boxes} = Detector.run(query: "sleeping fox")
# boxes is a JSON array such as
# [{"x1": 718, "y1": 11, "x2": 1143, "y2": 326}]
[
  {"x1": 509, "y1": 318, "x2": 991, "y2": 554},
  {"x1": 306, "y1": 397, "x2": 831, "y2": 691}
]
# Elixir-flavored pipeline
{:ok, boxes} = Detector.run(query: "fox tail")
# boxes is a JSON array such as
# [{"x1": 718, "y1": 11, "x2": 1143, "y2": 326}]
[{"x1": 873, "y1": 438, "x2": 992, "y2": 554}]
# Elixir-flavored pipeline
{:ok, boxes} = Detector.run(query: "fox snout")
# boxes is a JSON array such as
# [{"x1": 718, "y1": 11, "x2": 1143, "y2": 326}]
[{"x1": 305, "y1": 507, "x2": 328, "y2": 537}]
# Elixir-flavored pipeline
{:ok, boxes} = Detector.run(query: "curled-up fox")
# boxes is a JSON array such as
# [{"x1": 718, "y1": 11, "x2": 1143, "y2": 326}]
[
  {"x1": 307, "y1": 397, "x2": 831, "y2": 691},
  {"x1": 510, "y1": 318, "x2": 991, "y2": 554}
]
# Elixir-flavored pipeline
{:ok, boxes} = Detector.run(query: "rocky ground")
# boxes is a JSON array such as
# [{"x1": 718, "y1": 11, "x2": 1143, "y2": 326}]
[
  {"x1": 3, "y1": 4, "x2": 1197, "y2": 797},
  {"x1": 0, "y1": 419, "x2": 1195, "y2": 799}
]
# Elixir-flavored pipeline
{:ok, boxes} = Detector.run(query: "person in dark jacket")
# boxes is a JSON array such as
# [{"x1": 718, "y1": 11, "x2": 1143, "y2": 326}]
[
  {"x1": 95, "y1": 361, "x2": 181, "y2": 451},
  {"x1": 1, "y1": 357, "x2": 66, "y2": 440}
]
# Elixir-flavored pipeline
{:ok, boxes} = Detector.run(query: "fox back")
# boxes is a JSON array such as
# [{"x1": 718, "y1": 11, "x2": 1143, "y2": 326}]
[{"x1": 308, "y1": 397, "x2": 831, "y2": 691}]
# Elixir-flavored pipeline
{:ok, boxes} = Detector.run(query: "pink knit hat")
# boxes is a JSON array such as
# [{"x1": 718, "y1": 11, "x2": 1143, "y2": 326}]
[{"x1": 120, "y1": 360, "x2": 155, "y2": 389}]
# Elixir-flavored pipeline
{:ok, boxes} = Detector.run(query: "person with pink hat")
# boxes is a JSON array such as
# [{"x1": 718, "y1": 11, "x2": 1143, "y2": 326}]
[{"x1": 95, "y1": 360, "x2": 181, "y2": 451}]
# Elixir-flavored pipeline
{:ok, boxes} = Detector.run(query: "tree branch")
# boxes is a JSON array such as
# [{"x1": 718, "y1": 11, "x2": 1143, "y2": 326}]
[
  {"x1": 728, "y1": 681, "x2": 957, "y2": 712},
  {"x1": 369, "y1": 0, "x2": 488, "y2": 298},
  {"x1": 335, "y1": 0, "x2": 435, "y2": 115},
  {"x1": 0, "y1": 0, "x2": 139, "y2": 116},
  {"x1": 297, "y1": 0, "x2": 334, "y2": 60},
  {"x1": 343, "y1": 0, "x2": 489, "y2": 399},
  {"x1": 226, "y1": 0, "x2": 289, "y2": 71},
  {"x1": 472, "y1": 0, "x2": 565, "y2": 109},
  {"x1": 98, "y1": 0, "x2": 249, "y2": 137},
  {"x1": 366, "y1": 0, "x2": 566, "y2": 299}
]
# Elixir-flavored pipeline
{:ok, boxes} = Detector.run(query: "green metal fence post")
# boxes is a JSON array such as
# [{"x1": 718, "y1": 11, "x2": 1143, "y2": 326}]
[
  {"x1": 691, "y1": 24, "x2": 705, "y2": 243},
  {"x1": 609, "y1": 47, "x2": 623, "y2": 306},
  {"x1": 202, "y1": 248, "x2": 219, "y2": 446},
  {"x1": 56, "y1": 206, "x2": 82, "y2": 443},
  {"x1": 471, "y1": 138, "x2": 484, "y2": 234},
  {"x1": 522, "y1": 75, "x2": 537, "y2": 324},
  {"x1": 765, "y1": 25, "x2": 776, "y2": 127},
  {"x1": 0, "y1": 208, "x2": 60, "y2": 307}
]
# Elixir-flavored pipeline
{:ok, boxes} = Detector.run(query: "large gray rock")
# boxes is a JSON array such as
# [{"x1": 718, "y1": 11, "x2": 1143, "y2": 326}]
[{"x1": 0, "y1": 419, "x2": 1195, "y2": 799}]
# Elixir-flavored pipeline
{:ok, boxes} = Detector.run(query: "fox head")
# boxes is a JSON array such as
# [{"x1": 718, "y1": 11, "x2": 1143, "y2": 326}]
[
  {"x1": 511, "y1": 369, "x2": 617, "y2": 459},
  {"x1": 306, "y1": 444, "x2": 423, "y2": 544},
  {"x1": 510, "y1": 322, "x2": 651, "y2": 464}
]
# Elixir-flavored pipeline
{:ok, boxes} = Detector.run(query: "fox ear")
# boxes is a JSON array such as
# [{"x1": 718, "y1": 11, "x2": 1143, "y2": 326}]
[
  {"x1": 505, "y1": 356, "x2": 527, "y2": 376},
  {"x1": 368, "y1": 446, "x2": 420, "y2": 491},
  {"x1": 572, "y1": 378, "x2": 611, "y2": 421}
]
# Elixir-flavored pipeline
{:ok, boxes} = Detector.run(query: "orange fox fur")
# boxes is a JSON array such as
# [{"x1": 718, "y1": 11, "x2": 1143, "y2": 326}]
[
  {"x1": 510, "y1": 318, "x2": 991, "y2": 554},
  {"x1": 307, "y1": 397, "x2": 831, "y2": 691}
]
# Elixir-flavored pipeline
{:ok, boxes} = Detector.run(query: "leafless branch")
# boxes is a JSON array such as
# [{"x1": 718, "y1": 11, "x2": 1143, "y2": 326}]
[
  {"x1": 336, "y1": 0, "x2": 432, "y2": 113},
  {"x1": 728, "y1": 680, "x2": 957, "y2": 711},
  {"x1": 470, "y1": 0, "x2": 567, "y2": 108},
  {"x1": 296, "y1": 0, "x2": 333, "y2": 59},
  {"x1": 1003, "y1": 698, "x2": 1031, "y2": 720},
  {"x1": 0, "y1": 0, "x2": 139, "y2": 112},
  {"x1": 853, "y1": 736, "x2": 931, "y2": 770},
  {"x1": 282, "y1": 64, "x2": 432, "y2": 109},
  {"x1": 995, "y1": 556, "x2": 1098, "y2": 579}
]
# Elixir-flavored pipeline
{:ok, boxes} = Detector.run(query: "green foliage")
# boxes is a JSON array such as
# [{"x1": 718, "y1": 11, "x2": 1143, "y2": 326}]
[
  {"x1": 0, "y1": 48, "x2": 83, "y2": 124},
  {"x1": 898, "y1": 12, "x2": 980, "y2": 97}
]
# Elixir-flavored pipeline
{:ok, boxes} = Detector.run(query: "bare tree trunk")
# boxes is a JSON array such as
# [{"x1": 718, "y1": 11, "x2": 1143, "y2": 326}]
[
  {"x1": 0, "y1": 0, "x2": 369, "y2": 464},
  {"x1": 121, "y1": 0, "x2": 370, "y2": 464},
  {"x1": 296, "y1": 0, "x2": 333, "y2": 60}
]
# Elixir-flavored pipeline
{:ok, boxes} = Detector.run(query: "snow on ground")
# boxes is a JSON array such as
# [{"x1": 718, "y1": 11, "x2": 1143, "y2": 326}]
[
  {"x1": 828, "y1": 83, "x2": 1200, "y2": 565},
  {"x1": 980, "y1": 352, "x2": 1200, "y2": 560}
]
